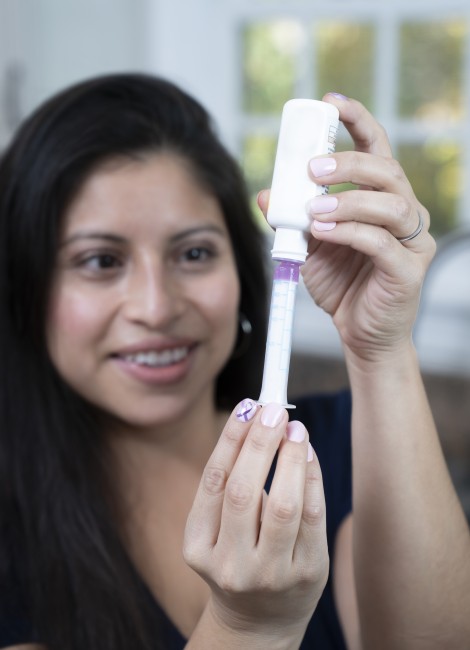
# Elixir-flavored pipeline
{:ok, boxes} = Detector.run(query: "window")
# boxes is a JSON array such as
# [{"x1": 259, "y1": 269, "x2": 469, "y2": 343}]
[
  {"x1": 239, "y1": 4, "x2": 470, "y2": 238},
  {"x1": 232, "y1": 1, "x2": 470, "y2": 372}
]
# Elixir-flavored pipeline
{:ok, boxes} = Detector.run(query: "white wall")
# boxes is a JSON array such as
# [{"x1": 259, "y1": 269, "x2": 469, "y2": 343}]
[
  {"x1": 145, "y1": 0, "x2": 240, "y2": 151},
  {"x1": 0, "y1": 0, "x2": 237, "y2": 150},
  {"x1": 0, "y1": 0, "x2": 148, "y2": 146},
  {"x1": 0, "y1": 0, "x2": 23, "y2": 146}
]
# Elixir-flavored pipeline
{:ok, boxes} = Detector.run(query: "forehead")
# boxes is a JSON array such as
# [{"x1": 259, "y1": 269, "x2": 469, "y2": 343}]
[{"x1": 61, "y1": 153, "x2": 227, "y2": 236}]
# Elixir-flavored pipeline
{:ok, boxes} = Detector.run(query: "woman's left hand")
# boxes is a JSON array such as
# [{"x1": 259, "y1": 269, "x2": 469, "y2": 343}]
[{"x1": 258, "y1": 94, "x2": 436, "y2": 364}]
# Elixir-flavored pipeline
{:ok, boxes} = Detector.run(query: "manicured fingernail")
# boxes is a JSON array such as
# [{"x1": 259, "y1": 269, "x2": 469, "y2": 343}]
[
  {"x1": 286, "y1": 420, "x2": 306, "y2": 443},
  {"x1": 327, "y1": 92, "x2": 349, "y2": 101},
  {"x1": 307, "y1": 443, "x2": 314, "y2": 462},
  {"x1": 313, "y1": 219, "x2": 336, "y2": 232},
  {"x1": 261, "y1": 403, "x2": 285, "y2": 428},
  {"x1": 307, "y1": 195, "x2": 338, "y2": 215},
  {"x1": 236, "y1": 398, "x2": 258, "y2": 422},
  {"x1": 309, "y1": 157, "x2": 337, "y2": 178}
]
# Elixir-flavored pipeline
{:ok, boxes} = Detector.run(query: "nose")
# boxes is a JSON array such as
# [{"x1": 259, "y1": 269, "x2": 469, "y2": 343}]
[{"x1": 122, "y1": 257, "x2": 184, "y2": 329}]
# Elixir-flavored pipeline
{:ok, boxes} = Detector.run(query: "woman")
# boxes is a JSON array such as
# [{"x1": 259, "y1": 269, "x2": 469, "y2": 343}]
[{"x1": 0, "y1": 74, "x2": 468, "y2": 650}]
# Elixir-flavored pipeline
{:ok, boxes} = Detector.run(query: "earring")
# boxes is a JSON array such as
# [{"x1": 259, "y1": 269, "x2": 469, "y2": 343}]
[{"x1": 232, "y1": 312, "x2": 252, "y2": 359}]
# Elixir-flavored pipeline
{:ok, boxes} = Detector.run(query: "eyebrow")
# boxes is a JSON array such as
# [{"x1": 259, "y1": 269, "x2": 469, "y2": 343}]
[
  {"x1": 60, "y1": 224, "x2": 227, "y2": 247},
  {"x1": 60, "y1": 232, "x2": 125, "y2": 248}
]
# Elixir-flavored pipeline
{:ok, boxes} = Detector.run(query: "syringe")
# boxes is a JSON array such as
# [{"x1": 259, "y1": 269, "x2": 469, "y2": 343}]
[
  {"x1": 257, "y1": 99, "x2": 339, "y2": 408},
  {"x1": 257, "y1": 260, "x2": 301, "y2": 408}
]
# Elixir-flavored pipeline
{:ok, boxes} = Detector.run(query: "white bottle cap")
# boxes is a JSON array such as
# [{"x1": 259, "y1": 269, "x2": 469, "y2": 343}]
[
  {"x1": 271, "y1": 227, "x2": 309, "y2": 262},
  {"x1": 267, "y1": 99, "x2": 339, "y2": 262}
]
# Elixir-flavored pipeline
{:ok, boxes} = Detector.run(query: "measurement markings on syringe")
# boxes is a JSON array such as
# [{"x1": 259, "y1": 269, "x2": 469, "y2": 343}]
[{"x1": 268, "y1": 281, "x2": 297, "y2": 371}]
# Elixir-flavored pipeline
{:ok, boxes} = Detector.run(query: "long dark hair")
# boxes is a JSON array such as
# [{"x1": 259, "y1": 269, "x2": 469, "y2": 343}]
[{"x1": 0, "y1": 73, "x2": 268, "y2": 649}]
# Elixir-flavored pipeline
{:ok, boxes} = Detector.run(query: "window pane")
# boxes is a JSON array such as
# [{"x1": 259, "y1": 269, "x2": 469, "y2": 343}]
[
  {"x1": 314, "y1": 22, "x2": 374, "y2": 110},
  {"x1": 398, "y1": 141, "x2": 461, "y2": 236},
  {"x1": 241, "y1": 134, "x2": 277, "y2": 193},
  {"x1": 242, "y1": 20, "x2": 301, "y2": 114},
  {"x1": 241, "y1": 134, "x2": 277, "y2": 226},
  {"x1": 399, "y1": 21, "x2": 466, "y2": 120}
]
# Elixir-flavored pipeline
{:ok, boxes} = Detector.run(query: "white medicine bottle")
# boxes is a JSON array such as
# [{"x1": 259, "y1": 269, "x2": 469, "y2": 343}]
[{"x1": 268, "y1": 99, "x2": 339, "y2": 263}]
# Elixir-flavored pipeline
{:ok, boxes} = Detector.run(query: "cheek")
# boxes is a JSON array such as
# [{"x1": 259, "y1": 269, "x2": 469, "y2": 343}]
[
  {"x1": 200, "y1": 272, "x2": 240, "y2": 336},
  {"x1": 46, "y1": 287, "x2": 105, "y2": 364}
]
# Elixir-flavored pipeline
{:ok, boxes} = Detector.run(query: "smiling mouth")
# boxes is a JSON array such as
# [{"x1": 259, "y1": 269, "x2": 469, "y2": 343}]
[{"x1": 117, "y1": 346, "x2": 191, "y2": 368}]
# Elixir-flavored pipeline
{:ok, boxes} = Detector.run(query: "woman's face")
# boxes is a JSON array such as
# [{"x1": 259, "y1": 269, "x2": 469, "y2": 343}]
[{"x1": 47, "y1": 153, "x2": 240, "y2": 430}]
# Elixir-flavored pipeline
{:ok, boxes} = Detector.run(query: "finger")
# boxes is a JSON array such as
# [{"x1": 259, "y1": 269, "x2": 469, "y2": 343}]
[
  {"x1": 294, "y1": 444, "x2": 328, "y2": 571},
  {"x1": 309, "y1": 218, "x2": 433, "y2": 282},
  {"x1": 257, "y1": 189, "x2": 270, "y2": 219},
  {"x1": 258, "y1": 420, "x2": 310, "y2": 558},
  {"x1": 184, "y1": 398, "x2": 260, "y2": 560},
  {"x1": 218, "y1": 402, "x2": 288, "y2": 551},
  {"x1": 307, "y1": 189, "x2": 431, "y2": 245},
  {"x1": 322, "y1": 92, "x2": 393, "y2": 158},
  {"x1": 308, "y1": 151, "x2": 415, "y2": 199}
]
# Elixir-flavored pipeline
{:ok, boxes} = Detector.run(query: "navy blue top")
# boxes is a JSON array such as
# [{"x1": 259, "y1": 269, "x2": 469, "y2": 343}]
[{"x1": 0, "y1": 391, "x2": 352, "y2": 649}]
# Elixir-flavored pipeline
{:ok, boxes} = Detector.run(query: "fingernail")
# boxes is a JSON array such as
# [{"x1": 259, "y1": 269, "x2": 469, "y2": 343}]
[
  {"x1": 286, "y1": 420, "x2": 306, "y2": 443},
  {"x1": 307, "y1": 195, "x2": 338, "y2": 215},
  {"x1": 309, "y1": 158, "x2": 337, "y2": 178},
  {"x1": 260, "y1": 403, "x2": 285, "y2": 428},
  {"x1": 327, "y1": 92, "x2": 349, "y2": 101},
  {"x1": 307, "y1": 443, "x2": 314, "y2": 462},
  {"x1": 236, "y1": 398, "x2": 258, "y2": 422},
  {"x1": 313, "y1": 219, "x2": 336, "y2": 232}
]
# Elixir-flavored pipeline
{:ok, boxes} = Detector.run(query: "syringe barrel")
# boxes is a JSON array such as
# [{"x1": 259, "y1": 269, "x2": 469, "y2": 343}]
[{"x1": 258, "y1": 261, "x2": 300, "y2": 408}]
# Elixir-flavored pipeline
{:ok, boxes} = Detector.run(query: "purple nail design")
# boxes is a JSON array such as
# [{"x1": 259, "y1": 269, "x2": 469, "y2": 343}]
[
  {"x1": 236, "y1": 398, "x2": 258, "y2": 422},
  {"x1": 327, "y1": 92, "x2": 349, "y2": 100}
]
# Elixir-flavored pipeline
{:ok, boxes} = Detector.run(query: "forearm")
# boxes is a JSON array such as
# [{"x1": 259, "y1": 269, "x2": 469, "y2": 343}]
[{"x1": 346, "y1": 343, "x2": 470, "y2": 649}]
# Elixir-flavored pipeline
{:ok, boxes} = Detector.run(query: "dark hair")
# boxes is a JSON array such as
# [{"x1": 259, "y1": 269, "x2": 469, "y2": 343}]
[{"x1": 0, "y1": 73, "x2": 268, "y2": 649}]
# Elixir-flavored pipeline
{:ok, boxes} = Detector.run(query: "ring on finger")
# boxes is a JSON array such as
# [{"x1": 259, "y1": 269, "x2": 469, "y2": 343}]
[{"x1": 396, "y1": 211, "x2": 424, "y2": 243}]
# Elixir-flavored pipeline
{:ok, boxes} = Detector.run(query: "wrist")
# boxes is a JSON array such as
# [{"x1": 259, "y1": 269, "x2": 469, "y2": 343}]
[
  {"x1": 343, "y1": 339, "x2": 420, "y2": 380},
  {"x1": 186, "y1": 597, "x2": 305, "y2": 650}
]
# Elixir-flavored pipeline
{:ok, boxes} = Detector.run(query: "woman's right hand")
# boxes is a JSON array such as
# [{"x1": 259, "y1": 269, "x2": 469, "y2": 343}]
[{"x1": 183, "y1": 399, "x2": 328, "y2": 649}]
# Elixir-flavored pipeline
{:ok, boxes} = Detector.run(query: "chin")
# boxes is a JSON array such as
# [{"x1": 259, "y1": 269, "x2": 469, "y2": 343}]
[{"x1": 97, "y1": 389, "x2": 211, "y2": 435}]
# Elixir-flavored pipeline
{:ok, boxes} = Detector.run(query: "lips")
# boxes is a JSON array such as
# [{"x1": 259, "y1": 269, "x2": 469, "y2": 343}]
[{"x1": 111, "y1": 339, "x2": 197, "y2": 385}]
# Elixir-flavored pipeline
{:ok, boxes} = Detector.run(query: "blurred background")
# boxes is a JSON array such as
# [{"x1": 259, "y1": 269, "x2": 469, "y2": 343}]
[{"x1": 1, "y1": 0, "x2": 469, "y2": 515}]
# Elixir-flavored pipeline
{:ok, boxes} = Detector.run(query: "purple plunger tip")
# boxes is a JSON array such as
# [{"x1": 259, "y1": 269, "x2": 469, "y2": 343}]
[{"x1": 274, "y1": 260, "x2": 301, "y2": 283}]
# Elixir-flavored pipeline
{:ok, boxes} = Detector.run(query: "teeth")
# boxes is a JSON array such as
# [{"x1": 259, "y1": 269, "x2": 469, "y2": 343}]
[{"x1": 123, "y1": 347, "x2": 189, "y2": 367}]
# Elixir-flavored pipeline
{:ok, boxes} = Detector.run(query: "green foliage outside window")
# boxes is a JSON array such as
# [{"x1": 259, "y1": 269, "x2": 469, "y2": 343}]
[
  {"x1": 315, "y1": 22, "x2": 374, "y2": 111},
  {"x1": 242, "y1": 20, "x2": 299, "y2": 114},
  {"x1": 399, "y1": 21, "x2": 465, "y2": 120},
  {"x1": 241, "y1": 135, "x2": 277, "y2": 229},
  {"x1": 398, "y1": 141, "x2": 460, "y2": 236}
]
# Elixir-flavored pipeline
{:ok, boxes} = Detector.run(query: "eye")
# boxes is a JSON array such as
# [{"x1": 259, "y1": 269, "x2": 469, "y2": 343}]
[
  {"x1": 74, "y1": 251, "x2": 123, "y2": 278},
  {"x1": 180, "y1": 246, "x2": 215, "y2": 263},
  {"x1": 78, "y1": 252, "x2": 123, "y2": 272}
]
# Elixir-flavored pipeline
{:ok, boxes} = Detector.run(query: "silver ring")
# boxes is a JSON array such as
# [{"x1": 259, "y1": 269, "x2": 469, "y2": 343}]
[{"x1": 397, "y1": 211, "x2": 424, "y2": 243}]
